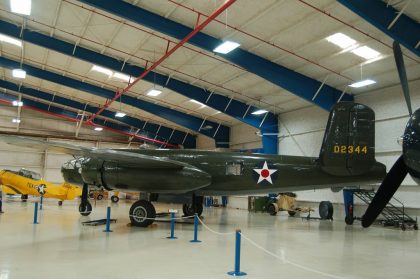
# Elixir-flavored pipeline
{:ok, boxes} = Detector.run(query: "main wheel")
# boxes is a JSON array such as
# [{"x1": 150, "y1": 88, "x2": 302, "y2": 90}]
[
  {"x1": 182, "y1": 203, "x2": 203, "y2": 216},
  {"x1": 58, "y1": 200, "x2": 63, "y2": 206},
  {"x1": 111, "y1": 196, "x2": 120, "y2": 203},
  {"x1": 319, "y1": 201, "x2": 334, "y2": 220},
  {"x1": 21, "y1": 194, "x2": 28, "y2": 202},
  {"x1": 96, "y1": 194, "x2": 104, "y2": 200},
  {"x1": 267, "y1": 203, "x2": 277, "y2": 216},
  {"x1": 79, "y1": 202, "x2": 92, "y2": 216},
  {"x1": 129, "y1": 200, "x2": 156, "y2": 227}
]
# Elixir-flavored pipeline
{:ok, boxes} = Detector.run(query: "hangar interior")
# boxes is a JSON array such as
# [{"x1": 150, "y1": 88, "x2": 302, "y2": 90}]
[{"x1": 0, "y1": 0, "x2": 419, "y2": 278}]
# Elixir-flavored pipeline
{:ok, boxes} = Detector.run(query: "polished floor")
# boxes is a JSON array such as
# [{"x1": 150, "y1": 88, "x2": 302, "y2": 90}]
[{"x1": 0, "y1": 197, "x2": 419, "y2": 279}]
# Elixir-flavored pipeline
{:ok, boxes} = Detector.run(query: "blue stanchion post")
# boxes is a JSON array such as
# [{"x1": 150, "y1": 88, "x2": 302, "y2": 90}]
[
  {"x1": 103, "y1": 206, "x2": 112, "y2": 232},
  {"x1": 33, "y1": 202, "x2": 39, "y2": 224},
  {"x1": 167, "y1": 212, "x2": 177, "y2": 239},
  {"x1": 40, "y1": 195, "x2": 43, "y2": 210},
  {"x1": 228, "y1": 229, "x2": 247, "y2": 276},
  {"x1": 190, "y1": 213, "x2": 201, "y2": 243}
]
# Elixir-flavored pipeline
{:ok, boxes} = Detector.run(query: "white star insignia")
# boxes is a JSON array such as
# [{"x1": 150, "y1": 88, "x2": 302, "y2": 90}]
[
  {"x1": 253, "y1": 161, "x2": 277, "y2": 184},
  {"x1": 37, "y1": 184, "x2": 47, "y2": 195}
]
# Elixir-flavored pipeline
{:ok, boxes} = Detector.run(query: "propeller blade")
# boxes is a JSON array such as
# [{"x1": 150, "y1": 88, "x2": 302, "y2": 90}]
[
  {"x1": 393, "y1": 41, "x2": 412, "y2": 116},
  {"x1": 362, "y1": 155, "x2": 408, "y2": 228}
]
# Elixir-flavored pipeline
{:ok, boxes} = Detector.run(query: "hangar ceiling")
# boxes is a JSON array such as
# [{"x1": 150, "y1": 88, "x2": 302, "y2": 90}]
[{"x1": 0, "y1": 0, "x2": 419, "y2": 148}]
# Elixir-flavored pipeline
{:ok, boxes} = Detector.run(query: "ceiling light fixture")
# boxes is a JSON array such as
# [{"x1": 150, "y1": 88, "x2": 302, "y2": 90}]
[
  {"x1": 213, "y1": 41, "x2": 240, "y2": 54},
  {"x1": 12, "y1": 118, "x2": 21, "y2": 123},
  {"x1": 147, "y1": 88, "x2": 162, "y2": 96},
  {"x1": 10, "y1": 0, "x2": 31, "y2": 15},
  {"x1": 113, "y1": 72, "x2": 132, "y2": 83},
  {"x1": 349, "y1": 79, "x2": 376, "y2": 88},
  {"x1": 189, "y1": 99, "x2": 207, "y2": 108},
  {"x1": 91, "y1": 65, "x2": 113, "y2": 77},
  {"x1": 251, "y1": 109, "x2": 268, "y2": 115},
  {"x1": 12, "y1": 69, "x2": 26, "y2": 79},
  {"x1": 326, "y1": 33, "x2": 356, "y2": 49},
  {"x1": 94, "y1": 127, "x2": 103, "y2": 131},
  {"x1": 352, "y1": 46, "x2": 381, "y2": 60},
  {"x1": 0, "y1": 34, "x2": 22, "y2": 47},
  {"x1": 115, "y1": 112, "x2": 126, "y2": 118},
  {"x1": 12, "y1": 100, "x2": 23, "y2": 106}
]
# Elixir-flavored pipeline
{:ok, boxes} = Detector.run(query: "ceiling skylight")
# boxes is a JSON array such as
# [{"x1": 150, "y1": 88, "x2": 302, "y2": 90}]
[
  {"x1": 326, "y1": 33, "x2": 356, "y2": 49},
  {"x1": 0, "y1": 34, "x2": 22, "y2": 47},
  {"x1": 352, "y1": 46, "x2": 381, "y2": 60},
  {"x1": 10, "y1": 0, "x2": 31, "y2": 15},
  {"x1": 213, "y1": 41, "x2": 240, "y2": 54},
  {"x1": 91, "y1": 65, "x2": 113, "y2": 77},
  {"x1": 349, "y1": 79, "x2": 376, "y2": 88}
]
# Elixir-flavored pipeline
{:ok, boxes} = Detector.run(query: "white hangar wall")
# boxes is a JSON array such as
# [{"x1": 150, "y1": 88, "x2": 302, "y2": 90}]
[{"x1": 278, "y1": 79, "x2": 420, "y2": 217}]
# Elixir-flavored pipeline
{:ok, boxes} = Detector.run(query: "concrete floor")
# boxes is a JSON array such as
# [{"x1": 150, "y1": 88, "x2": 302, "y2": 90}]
[{"x1": 0, "y1": 197, "x2": 419, "y2": 279}]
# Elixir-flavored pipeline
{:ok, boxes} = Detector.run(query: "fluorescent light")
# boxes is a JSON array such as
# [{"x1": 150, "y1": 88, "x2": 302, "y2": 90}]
[
  {"x1": 12, "y1": 69, "x2": 26, "y2": 79},
  {"x1": 189, "y1": 99, "x2": 206, "y2": 108},
  {"x1": 94, "y1": 127, "x2": 103, "y2": 131},
  {"x1": 349, "y1": 79, "x2": 376, "y2": 88},
  {"x1": 113, "y1": 72, "x2": 132, "y2": 82},
  {"x1": 10, "y1": 0, "x2": 31, "y2": 15},
  {"x1": 147, "y1": 89, "x2": 162, "y2": 96},
  {"x1": 115, "y1": 111, "x2": 126, "y2": 118},
  {"x1": 326, "y1": 33, "x2": 356, "y2": 49},
  {"x1": 91, "y1": 65, "x2": 113, "y2": 77},
  {"x1": 12, "y1": 100, "x2": 23, "y2": 106},
  {"x1": 0, "y1": 34, "x2": 22, "y2": 47},
  {"x1": 12, "y1": 118, "x2": 21, "y2": 123},
  {"x1": 352, "y1": 46, "x2": 380, "y2": 60},
  {"x1": 213, "y1": 41, "x2": 240, "y2": 54},
  {"x1": 251, "y1": 109, "x2": 268, "y2": 115}
]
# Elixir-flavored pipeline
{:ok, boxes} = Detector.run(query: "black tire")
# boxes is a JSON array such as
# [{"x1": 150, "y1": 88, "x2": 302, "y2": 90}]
[
  {"x1": 401, "y1": 224, "x2": 406, "y2": 231},
  {"x1": 288, "y1": 210, "x2": 296, "y2": 217},
  {"x1": 21, "y1": 194, "x2": 28, "y2": 201},
  {"x1": 58, "y1": 201, "x2": 63, "y2": 206},
  {"x1": 267, "y1": 204, "x2": 277, "y2": 216},
  {"x1": 129, "y1": 200, "x2": 156, "y2": 227},
  {"x1": 414, "y1": 224, "x2": 418, "y2": 231},
  {"x1": 79, "y1": 202, "x2": 92, "y2": 216},
  {"x1": 182, "y1": 203, "x2": 203, "y2": 216},
  {"x1": 111, "y1": 196, "x2": 120, "y2": 203},
  {"x1": 96, "y1": 194, "x2": 104, "y2": 200},
  {"x1": 345, "y1": 215, "x2": 354, "y2": 225},
  {"x1": 319, "y1": 201, "x2": 334, "y2": 220}
]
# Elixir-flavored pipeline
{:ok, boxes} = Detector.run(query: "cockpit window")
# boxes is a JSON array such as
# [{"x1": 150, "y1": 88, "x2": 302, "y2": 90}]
[
  {"x1": 225, "y1": 161, "x2": 244, "y2": 176},
  {"x1": 18, "y1": 169, "x2": 41, "y2": 180}
]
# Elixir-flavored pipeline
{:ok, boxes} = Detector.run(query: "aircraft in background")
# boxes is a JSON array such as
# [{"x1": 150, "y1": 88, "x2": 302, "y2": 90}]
[
  {"x1": 0, "y1": 102, "x2": 386, "y2": 227},
  {"x1": 362, "y1": 42, "x2": 420, "y2": 228},
  {"x1": 0, "y1": 168, "x2": 82, "y2": 206}
]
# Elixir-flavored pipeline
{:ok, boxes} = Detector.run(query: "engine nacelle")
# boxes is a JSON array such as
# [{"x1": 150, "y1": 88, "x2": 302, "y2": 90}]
[{"x1": 62, "y1": 157, "x2": 211, "y2": 193}]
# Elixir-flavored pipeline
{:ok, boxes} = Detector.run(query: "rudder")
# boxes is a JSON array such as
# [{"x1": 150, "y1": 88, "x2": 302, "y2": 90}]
[{"x1": 319, "y1": 102, "x2": 375, "y2": 176}]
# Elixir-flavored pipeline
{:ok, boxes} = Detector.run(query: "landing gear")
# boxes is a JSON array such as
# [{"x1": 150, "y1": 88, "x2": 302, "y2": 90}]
[
  {"x1": 319, "y1": 201, "x2": 334, "y2": 220},
  {"x1": 267, "y1": 203, "x2": 278, "y2": 216},
  {"x1": 58, "y1": 200, "x2": 63, "y2": 206},
  {"x1": 129, "y1": 200, "x2": 156, "y2": 227},
  {"x1": 21, "y1": 194, "x2": 28, "y2": 202},
  {"x1": 96, "y1": 194, "x2": 104, "y2": 200},
  {"x1": 79, "y1": 183, "x2": 92, "y2": 216},
  {"x1": 111, "y1": 195, "x2": 120, "y2": 203},
  {"x1": 182, "y1": 203, "x2": 203, "y2": 216}
]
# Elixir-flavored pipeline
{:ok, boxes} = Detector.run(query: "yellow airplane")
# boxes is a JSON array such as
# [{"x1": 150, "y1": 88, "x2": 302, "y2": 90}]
[{"x1": 0, "y1": 168, "x2": 82, "y2": 205}]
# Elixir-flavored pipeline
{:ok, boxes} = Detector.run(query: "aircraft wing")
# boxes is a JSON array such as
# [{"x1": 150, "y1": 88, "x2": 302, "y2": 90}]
[{"x1": 0, "y1": 134, "x2": 184, "y2": 169}]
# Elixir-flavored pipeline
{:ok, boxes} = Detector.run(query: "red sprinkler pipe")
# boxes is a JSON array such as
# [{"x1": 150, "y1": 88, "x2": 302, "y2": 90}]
[{"x1": 86, "y1": 0, "x2": 238, "y2": 123}]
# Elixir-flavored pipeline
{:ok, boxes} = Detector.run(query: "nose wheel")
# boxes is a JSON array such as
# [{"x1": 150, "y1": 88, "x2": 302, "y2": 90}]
[
  {"x1": 79, "y1": 183, "x2": 92, "y2": 216},
  {"x1": 129, "y1": 200, "x2": 156, "y2": 227}
]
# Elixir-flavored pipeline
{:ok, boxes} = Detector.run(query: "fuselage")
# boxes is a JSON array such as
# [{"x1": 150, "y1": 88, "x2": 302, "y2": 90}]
[{"x1": 61, "y1": 150, "x2": 386, "y2": 196}]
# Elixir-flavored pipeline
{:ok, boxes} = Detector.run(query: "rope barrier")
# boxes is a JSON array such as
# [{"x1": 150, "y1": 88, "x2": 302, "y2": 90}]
[
  {"x1": 239, "y1": 232, "x2": 345, "y2": 279},
  {"x1": 197, "y1": 217, "x2": 236, "y2": 235}
]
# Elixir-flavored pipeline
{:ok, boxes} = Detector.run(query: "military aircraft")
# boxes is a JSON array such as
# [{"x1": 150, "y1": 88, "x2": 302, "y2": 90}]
[
  {"x1": 362, "y1": 42, "x2": 420, "y2": 228},
  {"x1": 0, "y1": 101, "x2": 386, "y2": 227},
  {"x1": 0, "y1": 168, "x2": 82, "y2": 205}
]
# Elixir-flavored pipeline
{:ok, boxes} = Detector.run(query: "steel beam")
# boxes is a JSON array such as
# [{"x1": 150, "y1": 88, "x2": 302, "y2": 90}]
[
  {"x1": 0, "y1": 79, "x2": 193, "y2": 148},
  {"x1": 337, "y1": 0, "x2": 420, "y2": 57},
  {"x1": 0, "y1": 56, "x2": 228, "y2": 147},
  {"x1": 78, "y1": 0, "x2": 354, "y2": 111}
]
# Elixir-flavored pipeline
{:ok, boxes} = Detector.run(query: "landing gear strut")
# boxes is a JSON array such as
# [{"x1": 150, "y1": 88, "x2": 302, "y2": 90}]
[
  {"x1": 79, "y1": 183, "x2": 92, "y2": 216},
  {"x1": 129, "y1": 200, "x2": 156, "y2": 227},
  {"x1": 182, "y1": 194, "x2": 204, "y2": 216}
]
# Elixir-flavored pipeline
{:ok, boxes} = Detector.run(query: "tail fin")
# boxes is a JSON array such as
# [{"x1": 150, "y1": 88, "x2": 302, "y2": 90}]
[{"x1": 319, "y1": 102, "x2": 375, "y2": 176}]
